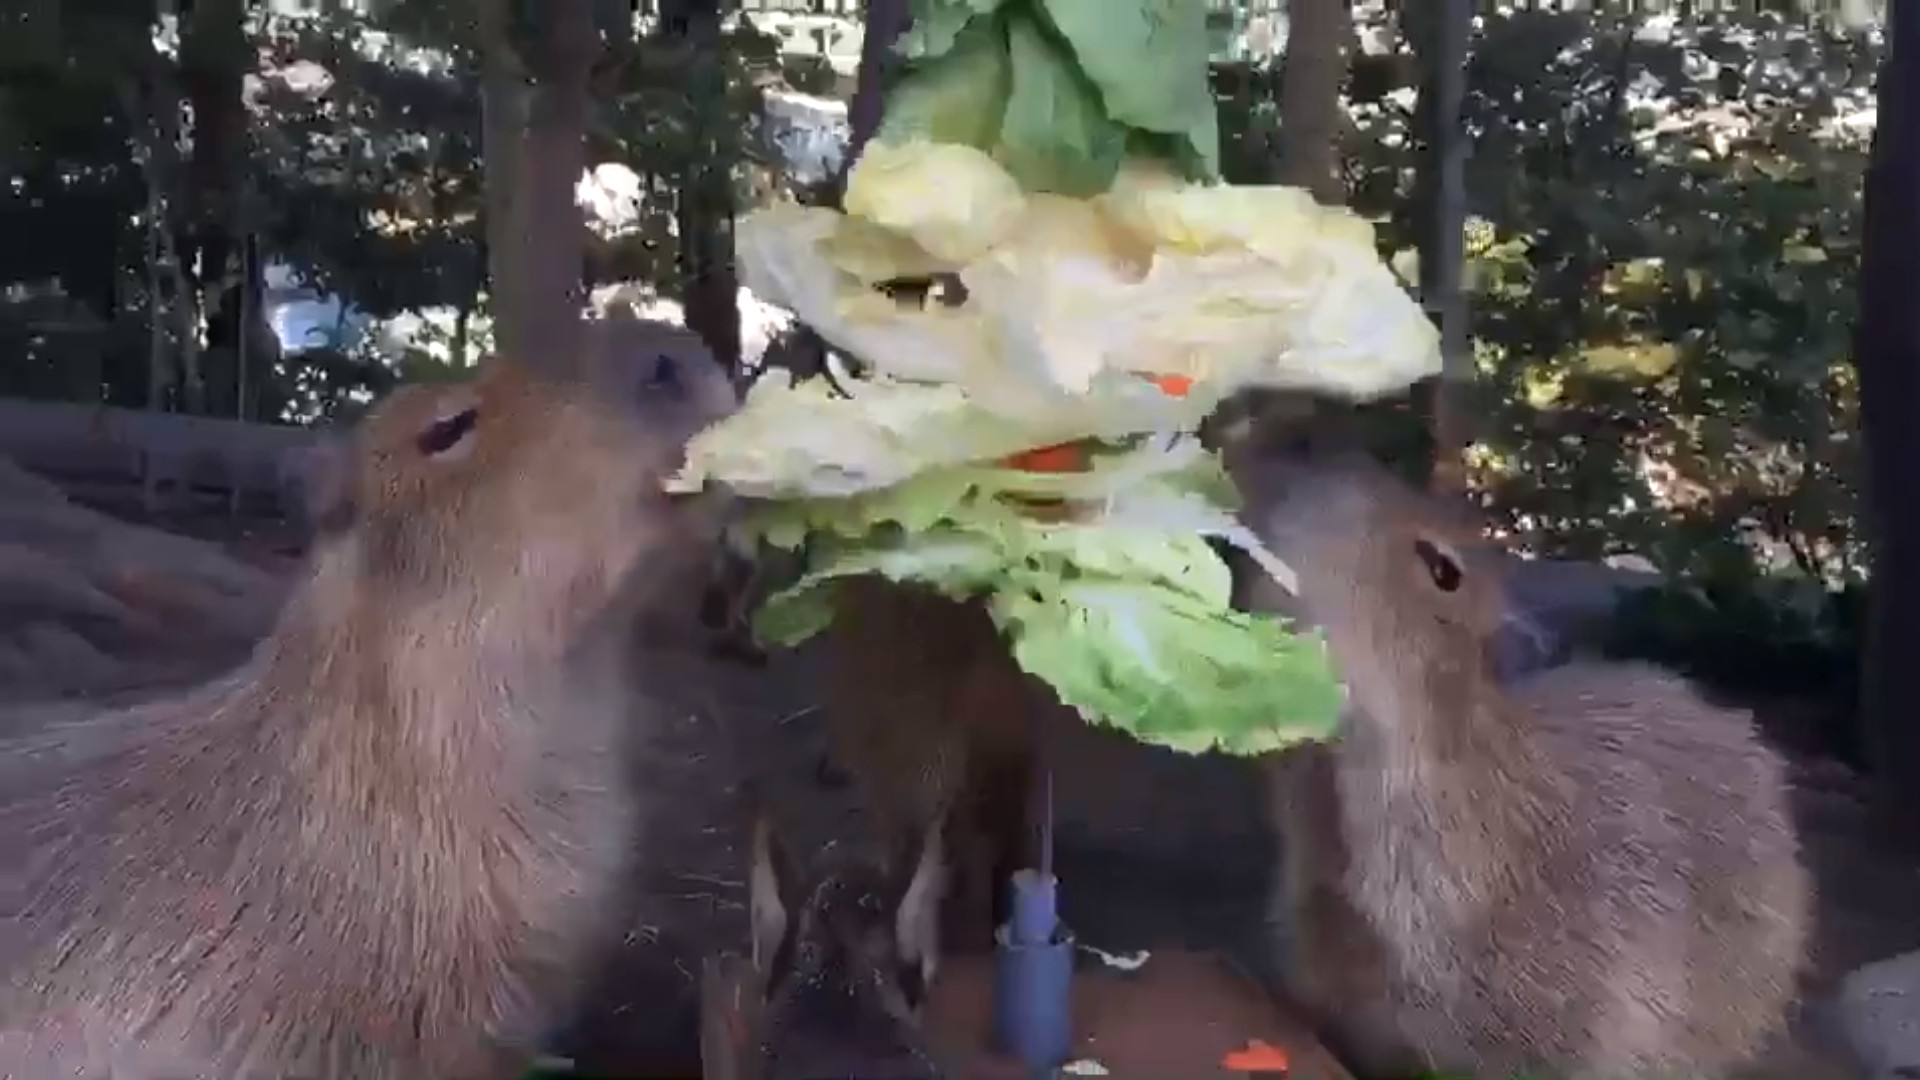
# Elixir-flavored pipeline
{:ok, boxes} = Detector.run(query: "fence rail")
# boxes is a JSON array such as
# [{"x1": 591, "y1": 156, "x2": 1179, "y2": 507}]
[{"x1": 0, "y1": 396, "x2": 315, "y2": 512}]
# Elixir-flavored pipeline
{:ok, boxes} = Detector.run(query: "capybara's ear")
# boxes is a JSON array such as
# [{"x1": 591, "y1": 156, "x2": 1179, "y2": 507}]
[
  {"x1": 748, "y1": 813, "x2": 803, "y2": 980},
  {"x1": 891, "y1": 807, "x2": 950, "y2": 994}
]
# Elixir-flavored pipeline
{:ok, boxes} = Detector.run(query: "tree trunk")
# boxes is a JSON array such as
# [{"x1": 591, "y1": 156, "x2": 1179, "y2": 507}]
[
  {"x1": 175, "y1": 0, "x2": 250, "y2": 417},
  {"x1": 137, "y1": 82, "x2": 173, "y2": 515},
  {"x1": 1851, "y1": 0, "x2": 1920, "y2": 834},
  {"x1": 453, "y1": 301, "x2": 473, "y2": 368},
  {"x1": 1275, "y1": 0, "x2": 1354, "y2": 204},
  {"x1": 479, "y1": 28, "x2": 530, "y2": 362},
  {"x1": 480, "y1": 0, "x2": 598, "y2": 366},
  {"x1": 844, "y1": 0, "x2": 913, "y2": 181},
  {"x1": 1404, "y1": 0, "x2": 1471, "y2": 494},
  {"x1": 660, "y1": 0, "x2": 742, "y2": 378},
  {"x1": 122, "y1": 61, "x2": 178, "y2": 418},
  {"x1": 521, "y1": 1, "x2": 597, "y2": 362}
]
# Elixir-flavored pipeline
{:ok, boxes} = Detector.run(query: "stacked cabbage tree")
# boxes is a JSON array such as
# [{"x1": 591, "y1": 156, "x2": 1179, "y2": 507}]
[{"x1": 668, "y1": 0, "x2": 1440, "y2": 755}]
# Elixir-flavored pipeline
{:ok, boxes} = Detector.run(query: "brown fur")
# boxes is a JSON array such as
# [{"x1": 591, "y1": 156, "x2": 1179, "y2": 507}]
[
  {"x1": 0, "y1": 323, "x2": 736, "y2": 1080},
  {"x1": 738, "y1": 809, "x2": 948, "y2": 1080},
  {"x1": 1233, "y1": 445, "x2": 1812, "y2": 1079},
  {"x1": 823, "y1": 578, "x2": 1041, "y2": 954}
]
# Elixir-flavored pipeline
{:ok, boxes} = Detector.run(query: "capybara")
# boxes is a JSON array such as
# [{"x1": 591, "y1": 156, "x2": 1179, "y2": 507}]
[
  {"x1": 737, "y1": 809, "x2": 948, "y2": 1080},
  {"x1": 1231, "y1": 436, "x2": 1811, "y2": 1080},
  {"x1": 0, "y1": 321, "x2": 736, "y2": 1080},
  {"x1": 824, "y1": 578, "x2": 1042, "y2": 955}
]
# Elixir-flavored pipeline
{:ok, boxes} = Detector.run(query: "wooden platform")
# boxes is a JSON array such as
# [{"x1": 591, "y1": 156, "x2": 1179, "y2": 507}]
[
  {"x1": 700, "y1": 946, "x2": 1354, "y2": 1079},
  {"x1": 926, "y1": 947, "x2": 1353, "y2": 1080}
]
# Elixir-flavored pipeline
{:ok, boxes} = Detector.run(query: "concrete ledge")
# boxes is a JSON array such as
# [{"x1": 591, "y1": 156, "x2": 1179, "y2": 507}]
[{"x1": 1837, "y1": 948, "x2": 1920, "y2": 1078}]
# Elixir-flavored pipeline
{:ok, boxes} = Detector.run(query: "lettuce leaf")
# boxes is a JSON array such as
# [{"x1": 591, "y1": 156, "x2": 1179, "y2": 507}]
[
  {"x1": 995, "y1": 579, "x2": 1342, "y2": 754},
  {"x1": 751, "y1": 519, "x2": 1342, "y2": 756},
  {"x1": 899, "y1": 0, "x2": 1013, "y2": 61},
  {"x1": 736, "y1": 442, "x2": 1339, "y2": 756},
  {"x1": 881, "y1": 12, "x2": 1012, "y2": 151},
  {"x1": 884, "y1": 0, "x2": 1216, "y2": 194},
  {"x1": 994, "y1": 8, "x2": 1129, "y2": 197},
  {"x1": 1036, "y1": 0, "x2": 1220, "y2": 179}
]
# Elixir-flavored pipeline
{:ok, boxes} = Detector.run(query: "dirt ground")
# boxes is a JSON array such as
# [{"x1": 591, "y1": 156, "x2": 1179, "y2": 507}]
[
  {"x1": 557, "y1": 636, "x2": 1284, "y2": 1077},
  {"x1": 552, "y1": 632, "x2": 1920, "y2": 1079},
  {"x1": 20, "y1": 496, "x2": 1920, "y2": 1079}
]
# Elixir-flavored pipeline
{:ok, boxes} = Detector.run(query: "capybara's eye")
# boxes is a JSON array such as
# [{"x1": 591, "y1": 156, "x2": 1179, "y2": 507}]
[
  {"x1": 645, "y1": 353, "x2": 681, "y2": 392},
  {"x1": 1414, "y1": 537, "x2": 1464, "y2": 593},
  {"x1": 416, "y1": 407, "x2": 479, "y2": 457}
]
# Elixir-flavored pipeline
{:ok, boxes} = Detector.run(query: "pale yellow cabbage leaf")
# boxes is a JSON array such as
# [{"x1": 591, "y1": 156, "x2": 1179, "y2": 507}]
[
  {"x1": 1096, "y1": 161, "x2": 1440, "y2": 398},
  {"x1": 734, "y1": 203, "x2": 987, "y2": 387},
  {"x1": 736, "y1": 139, "x2": 1438, "y2": 419},
  {"x1": 840, "y1": 141, "x2": 1028, "y2": 265},
  {"x1": 667, "y1": 366, "x2": 1215, "y2": 500},
  {"x1": 664, "y1": 371, "x2": 1013, "y2": 497}
]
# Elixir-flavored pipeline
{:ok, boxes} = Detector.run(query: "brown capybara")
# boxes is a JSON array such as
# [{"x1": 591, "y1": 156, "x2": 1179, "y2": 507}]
[
  {"x1": 0, "y1": 325, "x2": 736, "y2": 1080},
  {"x1": 1230, "y1": 439, "x2": 1811, "y2": 1080},
  {"x1": 720, "y1": 808, "x2": 949, "y2": 1080},
  {"x1": 824, "y1": 578, "x2": 1042, "y2": 956}
]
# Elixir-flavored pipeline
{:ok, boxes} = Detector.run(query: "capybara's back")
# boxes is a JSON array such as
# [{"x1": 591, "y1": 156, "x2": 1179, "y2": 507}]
[
  {"x1": 0, "y1": 326, "x2": 736, "y2": 1080},
  {"x1": 824, "y1": 578, "x2": 1039, "y2": 953},
  {"x1": 1516, "y1": 661, "x2": 1812, "y2": 1068},
  {"x1": 1232, "y1": 437, "x2": 1810, "y2": 1079}
]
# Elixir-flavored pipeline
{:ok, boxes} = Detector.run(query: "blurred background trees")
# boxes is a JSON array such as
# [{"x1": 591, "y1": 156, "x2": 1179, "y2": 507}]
[{"x1": 0, "y1": 0, "x2": 1906, "y2": 796}]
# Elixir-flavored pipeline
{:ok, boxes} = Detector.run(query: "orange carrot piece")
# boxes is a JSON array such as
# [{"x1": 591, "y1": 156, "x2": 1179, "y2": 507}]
[
  {"x1": 1003, "y1": 441, "x2": 1089, "y2": 473},
  {"x1": 1221, "y1": 1038, "x2": 1290, "y2": 1073},
  {"x1": 1147, "y1": 372, "x2": 1194, "y2": 397}
]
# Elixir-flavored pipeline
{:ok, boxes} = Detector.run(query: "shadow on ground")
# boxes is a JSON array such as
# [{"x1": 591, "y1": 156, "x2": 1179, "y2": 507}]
[
  {"x1": 556, "y1": 641, "x2": 1278, "y2": 1077},
  {"x1": 556, "y1": 646, "x2": 1920, "y2": 1079}
]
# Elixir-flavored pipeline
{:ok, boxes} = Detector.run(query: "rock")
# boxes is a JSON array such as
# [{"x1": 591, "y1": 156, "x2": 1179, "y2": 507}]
[
  {"x1": 1492, "y1": 555, "x2": 1663, "y2": 679},
  {"x1": 0, "y1": 454, "x2": 289, "y2": 699},
  {"x1": 1836, "y1": 948, "x2": 1920, "y2": 1078}
]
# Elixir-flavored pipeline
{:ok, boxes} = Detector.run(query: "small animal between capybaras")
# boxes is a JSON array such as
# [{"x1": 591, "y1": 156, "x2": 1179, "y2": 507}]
[
  {"x1": 0, "y1": 323, "x2": 737, "y2": 1080},
  {"x1": 719, "y1": 809, "x2": 949, "y2": 1080},
  {"x1": 1229, "y1": 435, "x2": 1812, "y2": 1080},
  {"x1": 823, "y1": 577, "x2": 1044, "y2": 956}
]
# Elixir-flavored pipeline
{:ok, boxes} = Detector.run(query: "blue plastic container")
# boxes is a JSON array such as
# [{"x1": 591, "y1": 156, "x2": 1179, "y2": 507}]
[{"x1": 992, "y1": 868, "x2": 1075, "y2": 1071}]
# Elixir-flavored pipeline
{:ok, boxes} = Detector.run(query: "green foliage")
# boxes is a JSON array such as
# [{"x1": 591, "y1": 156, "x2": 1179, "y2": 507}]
[
  {"x1": 1195, "y1": 6, "x2": 1875, "y2": 709},
  {"x1": 1482, "y1": 26, "x2": 1866, "y2": 726},
  {"x1": 0, "y1": 0, "x2": 153, "y2": 404},
  {"x1": 0, "y1": 0, "x2": 792, "y2": 422},
  {"x1": 1604, "y1": 573, "x2": 1863, "y2": 700},
  {"x1": 1455, "y1": 13, "x2": 1872, "y2": 592},
  {"x1": 0, "y1": 0, "x2": 1885, "y2": 707}
]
